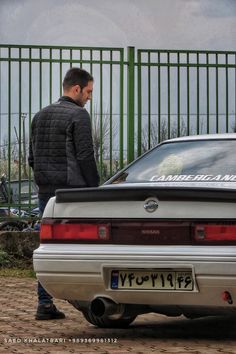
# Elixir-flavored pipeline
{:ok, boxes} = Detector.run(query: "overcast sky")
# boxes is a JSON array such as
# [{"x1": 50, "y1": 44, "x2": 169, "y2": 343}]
[{"x1": 0, "y1": 0, "x2": 236, "y2": 50}]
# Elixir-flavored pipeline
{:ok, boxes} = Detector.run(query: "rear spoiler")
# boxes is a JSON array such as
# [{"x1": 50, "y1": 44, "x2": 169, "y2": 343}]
[{"x1": 55, "y1": 185, "x2": 236, "y2": 203}]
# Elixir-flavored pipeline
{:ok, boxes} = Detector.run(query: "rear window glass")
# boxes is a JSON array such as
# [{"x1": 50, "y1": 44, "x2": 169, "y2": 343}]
[{"x1": 112, "y1": 140, "x2": 236, "y2": 184}]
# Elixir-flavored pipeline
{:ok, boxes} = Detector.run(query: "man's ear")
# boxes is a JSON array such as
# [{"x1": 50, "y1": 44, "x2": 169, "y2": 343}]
[{"x1": 76, "y1": 84, "x2": 82, "y2": 93}]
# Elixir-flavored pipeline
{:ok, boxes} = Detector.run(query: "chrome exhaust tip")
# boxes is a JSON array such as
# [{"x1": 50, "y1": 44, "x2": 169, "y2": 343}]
[{"x1": 90, "y1": 297, "x2": 124, "y2": 318}]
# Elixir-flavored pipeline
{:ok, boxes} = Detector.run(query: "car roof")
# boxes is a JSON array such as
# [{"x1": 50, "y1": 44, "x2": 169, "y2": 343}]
[{"x1": 163, "y1": 133, "x2": 236, "y2": 143}]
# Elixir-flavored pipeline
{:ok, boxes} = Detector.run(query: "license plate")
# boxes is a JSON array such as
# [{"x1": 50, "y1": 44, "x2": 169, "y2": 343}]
[{"x1": 111, "y1": 269, "x2": 193, "y2": 291}]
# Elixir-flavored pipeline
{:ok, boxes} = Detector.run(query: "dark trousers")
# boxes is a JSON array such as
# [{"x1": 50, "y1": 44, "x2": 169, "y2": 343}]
[{"x1": 38, "y1": 197, "x2": 53, "y2": 305}]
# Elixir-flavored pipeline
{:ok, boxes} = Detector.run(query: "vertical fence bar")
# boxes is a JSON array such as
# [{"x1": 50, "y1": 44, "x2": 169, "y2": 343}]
[
  {"x1": 70, "y1": 49, "x2": 72, "y2": 68},
  {"x1": 60, "y1": 49, "x2": 62, "y2": 97},
  {"x1": 18, "y1": 48, "x2": 22, "y2": 208},
  {"x1": 0, "y1": 49, "x2": 1, "y2": 151},
  {"x1": 39, "y1": 48, "x2": 42, "y2": 109},
  {"x1": 137, "y1": 50, "x2": 142, "y2": 156},
  {"x1": 49, "y1": 48, "x2": 52, "y2": 103},
  {"x1": 80, "y1": 49, "x2": 82, "y2": 68},
  {"x1": 187, "y1": 52, "x2": 190, "y2": 135},
  {"x1": 119, "y1": 49, "x2": 124, "y2": 168},
  {"x1": 28, "y1": 48, "x2": 32, "y2": 208},
  {"x1": 225, "y1": 53, "x2": 229, "y2": 132},
  {"x1": 8, "y1": 48, "x2": 11, "y2": 205},
  {"x1": 88, "y1": 49, "x2": 93, "y2": 140},
  {"x1": 148, "y1": 52, "x2": 151, "y2": 149},
  {"x1": 109, "y1": 50, "x2": 113, "y2": 175},
  {"x1": 167, "y1": 52, "x2": 170, "y2": 139},
  {"x1": 89, "y1": 49, "x2": 93, "y2": 125},
  {"x1": 177, "y1": 52, "x2": 180, "y2": 136},
  {"x1": 99, "y1": 50, "x2": 103, "y2": 177},
  {"x1": 127, "y1": 46, "x2": 135, "y2": 163},
  {"x1": 206, "y1": 53, "x2": 209, "y2": 134},
  {"x1": 216, "y1": 53, "x2": 219, "y2": 133},
  {"x1": 196, "y1": 52, "x2": 200, "y2": 134},
  {"x1": 158, "y1": 51, "x2": 161, "y2": 142},
  {"x1": 235, "y1": 54, "x2": 236, "y2": 130}
]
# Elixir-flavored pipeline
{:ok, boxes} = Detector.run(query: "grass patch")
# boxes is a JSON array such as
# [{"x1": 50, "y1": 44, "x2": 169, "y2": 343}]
[
  {"x1": 0, "y1": 249, "x2": 35, "y2": 278},
  {"x1": 0, "y1": 248, "x2": 34, "y2": 271},
  {"x1": 0, "y1": 267, "x2": 36, "y2": 278}
]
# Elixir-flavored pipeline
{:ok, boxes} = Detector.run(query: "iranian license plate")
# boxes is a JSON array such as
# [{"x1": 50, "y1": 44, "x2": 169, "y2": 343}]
[{"x1": 111, "y1": 269, "x2": 193, "y2": 291}]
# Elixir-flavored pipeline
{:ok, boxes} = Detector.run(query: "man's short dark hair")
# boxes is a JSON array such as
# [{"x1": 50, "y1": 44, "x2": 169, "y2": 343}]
[{"x1": 63, "y1": 67, "x2": 94, "y2": 91}]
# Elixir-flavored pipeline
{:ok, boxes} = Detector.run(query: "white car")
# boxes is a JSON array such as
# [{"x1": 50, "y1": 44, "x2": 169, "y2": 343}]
[{"x1": 34, "y1": 133, "x2": 236, "y2": 328}]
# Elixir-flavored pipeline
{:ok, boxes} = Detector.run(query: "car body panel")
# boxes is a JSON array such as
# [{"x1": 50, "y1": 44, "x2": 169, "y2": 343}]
[
  {"x1": 34, "y1": 243, "x2": 236, "y2": 307},
  {"x1": 49, "y1": 197, "x2": 236, "y2": 219},
  {"x1": 33, "y1": 134, "x2": 236, "y2": 321}
]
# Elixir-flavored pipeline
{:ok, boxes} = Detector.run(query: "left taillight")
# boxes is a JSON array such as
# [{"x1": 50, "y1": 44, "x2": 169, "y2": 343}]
[
  {"x1": 40, "y1": 220, "x2": 111, "y2": 242},
  {"x1": 194, "y1": 224, "x2": 236, "y2": 244}
]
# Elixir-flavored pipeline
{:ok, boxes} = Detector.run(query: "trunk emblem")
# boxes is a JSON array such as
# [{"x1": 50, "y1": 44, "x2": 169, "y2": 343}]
[{"x1": 144, "y1": 198, "x2": 159, "y2": 213}]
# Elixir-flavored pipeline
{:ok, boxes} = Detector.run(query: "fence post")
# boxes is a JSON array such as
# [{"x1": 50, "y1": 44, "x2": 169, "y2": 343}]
[{"x1": 127, "y1": 46, "x2": 135, "y2": 163}]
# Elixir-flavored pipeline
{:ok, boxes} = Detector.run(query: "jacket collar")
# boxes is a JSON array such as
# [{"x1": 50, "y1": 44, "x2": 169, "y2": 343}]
[{"x1": 59, "y1": 96, "x2": 82, "y2": 107}]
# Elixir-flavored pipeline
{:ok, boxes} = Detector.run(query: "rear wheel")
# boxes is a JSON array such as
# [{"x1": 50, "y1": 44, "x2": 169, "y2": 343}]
[{"x1": 81, "y1": 307, "x2": 136, "y2": 328}]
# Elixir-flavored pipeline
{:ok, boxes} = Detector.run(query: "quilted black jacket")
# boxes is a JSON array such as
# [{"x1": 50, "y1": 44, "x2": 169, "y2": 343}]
[{"x1": 28, "y1": 96, "x2": 100, "y2": 199}]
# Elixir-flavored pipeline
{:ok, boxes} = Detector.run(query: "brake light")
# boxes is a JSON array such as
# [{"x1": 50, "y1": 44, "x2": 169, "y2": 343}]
[
  {"x1": 194, "y1": 224, "x2": 236, "y2": 243},
  {"x1": 40, "y1": 222, "x2": 110, "y2": 242}
]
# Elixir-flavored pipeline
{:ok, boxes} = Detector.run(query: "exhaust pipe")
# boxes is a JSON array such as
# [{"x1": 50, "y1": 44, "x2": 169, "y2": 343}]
[{"x1": 90, "y1": 297, "x2": 125, "y2": 318}]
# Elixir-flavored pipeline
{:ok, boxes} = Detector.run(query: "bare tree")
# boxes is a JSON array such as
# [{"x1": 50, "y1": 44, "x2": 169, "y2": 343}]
[
  {"x1": 13, "y1": 113, "x2": 29, "y2": 178},
  {"x1": 141, "y1": 117, "x2": 188, "y2": 153},
  {"x1": 91, "y1": 107, "x2": 118, "y2": 163},
  {"x1": 0, "y1": 136, "x2": 20, "y2": 179},
  {"x1": 91, "y1": 106, "x2": 119, "y2": 182},
  {"x1": 92, "y1": 111, "x2": 110, "y2": 164},
  {"x1": 0, "y1": 113, "x2": 29, "y2": 179}
]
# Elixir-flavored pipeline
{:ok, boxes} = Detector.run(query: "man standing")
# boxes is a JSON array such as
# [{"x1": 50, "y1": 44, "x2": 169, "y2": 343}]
[{"x1": 29, "y1": 67, "x2": 99, "y2": 320}]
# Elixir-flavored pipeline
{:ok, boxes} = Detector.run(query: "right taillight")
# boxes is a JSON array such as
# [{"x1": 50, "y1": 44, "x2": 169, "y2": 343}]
[{"x1": 194, "y1": 224, "x2": 236, "y2": 243}]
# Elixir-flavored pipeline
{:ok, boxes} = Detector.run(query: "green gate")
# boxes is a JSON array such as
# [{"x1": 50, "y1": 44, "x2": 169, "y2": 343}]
[
  {"x1": 0, "y1": 44, "x2": 236, "y2": 213},
  {"x1": 135, "y1": 48, "x2": 236, "y2": 157}
]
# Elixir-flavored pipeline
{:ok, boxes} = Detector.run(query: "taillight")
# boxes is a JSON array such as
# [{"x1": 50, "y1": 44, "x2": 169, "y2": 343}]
[
  {"x1": 40, "y1": 221, "x2": 110, "y2": 242},
  {"x1": 194, "y1": 224, "x2": 236, "y2": 243}
]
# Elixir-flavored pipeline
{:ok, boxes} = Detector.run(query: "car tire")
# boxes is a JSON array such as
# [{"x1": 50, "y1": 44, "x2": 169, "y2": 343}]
[
  {"x1": 0, "y1": 221, "x2": 25, "y2": 231},
  {"x1": 81, "y1": 308, "x2": 136, "y2": 328}
]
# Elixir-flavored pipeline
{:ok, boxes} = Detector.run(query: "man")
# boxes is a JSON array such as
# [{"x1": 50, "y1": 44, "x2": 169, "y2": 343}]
[{"x1": 29, "y1": 67, "x2": 100, "y2": 320}]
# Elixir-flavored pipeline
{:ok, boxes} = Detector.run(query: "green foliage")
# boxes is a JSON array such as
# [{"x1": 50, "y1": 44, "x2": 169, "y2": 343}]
[
  {"x1": 0, "y1": 247, "x2": 36, "y2": 277},
  {"x1": 0, "y1": 250, "x2": 11, "y2": 267},
  {"x1": 0, "y1": 248, "x2": 33, "y2": 270},
  {"x1": 0, "y1": 159, "x2": 30, "y2": 180}
]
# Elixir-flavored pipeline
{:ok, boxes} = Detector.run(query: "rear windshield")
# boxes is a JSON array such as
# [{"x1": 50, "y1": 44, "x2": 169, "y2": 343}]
[{"x1": 111, "y1": 140, "x2": 236, "y2": 184}]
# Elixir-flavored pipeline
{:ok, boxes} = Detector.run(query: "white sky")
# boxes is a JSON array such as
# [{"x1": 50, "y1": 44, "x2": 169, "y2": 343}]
[{"x1": 0, "y1": 0, "x2": 236, "y2": 50}]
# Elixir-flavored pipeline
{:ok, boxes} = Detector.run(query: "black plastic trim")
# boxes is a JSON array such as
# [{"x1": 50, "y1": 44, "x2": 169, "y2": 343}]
[{"x1": 55, "y1": 185, "x2": 236, "y2": 203}]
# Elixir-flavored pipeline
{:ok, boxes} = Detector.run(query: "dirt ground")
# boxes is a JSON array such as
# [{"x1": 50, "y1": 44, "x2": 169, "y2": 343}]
[{"x1": 0, "y1": 277, "x2": 236, "y2": 354}]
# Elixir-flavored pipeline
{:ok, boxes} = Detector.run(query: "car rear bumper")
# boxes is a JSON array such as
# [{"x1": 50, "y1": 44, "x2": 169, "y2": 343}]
[{"x1": 33, "y1": 244, "x2": 236, "y2": 308}]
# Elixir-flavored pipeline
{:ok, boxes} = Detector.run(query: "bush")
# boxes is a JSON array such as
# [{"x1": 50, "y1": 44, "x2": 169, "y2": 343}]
[
  {"x1": 0, "y1": 248, "x2": 33, "y2": 269},
  {"x1": 0, "y1": 250, "x2": 11, "y2": 267}
]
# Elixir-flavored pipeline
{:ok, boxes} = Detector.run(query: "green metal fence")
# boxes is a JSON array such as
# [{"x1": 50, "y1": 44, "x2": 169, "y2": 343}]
[
  {"x1": 136, "y1": 48, "x2": 236, "y2": 157},
  {"x1": 0, "y1": 44, "x2": 236, "y2": 214}
]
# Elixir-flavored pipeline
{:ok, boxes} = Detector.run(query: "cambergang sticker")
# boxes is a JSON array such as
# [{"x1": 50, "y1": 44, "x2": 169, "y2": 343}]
[{"x1": 150, "y1": 174, "x2": 236, "y2": 182}]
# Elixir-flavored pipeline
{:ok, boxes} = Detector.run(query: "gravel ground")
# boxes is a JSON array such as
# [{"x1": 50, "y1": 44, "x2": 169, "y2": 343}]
[{"x1": 0, "y1": 277, "x2": 236, "y2": 354}]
